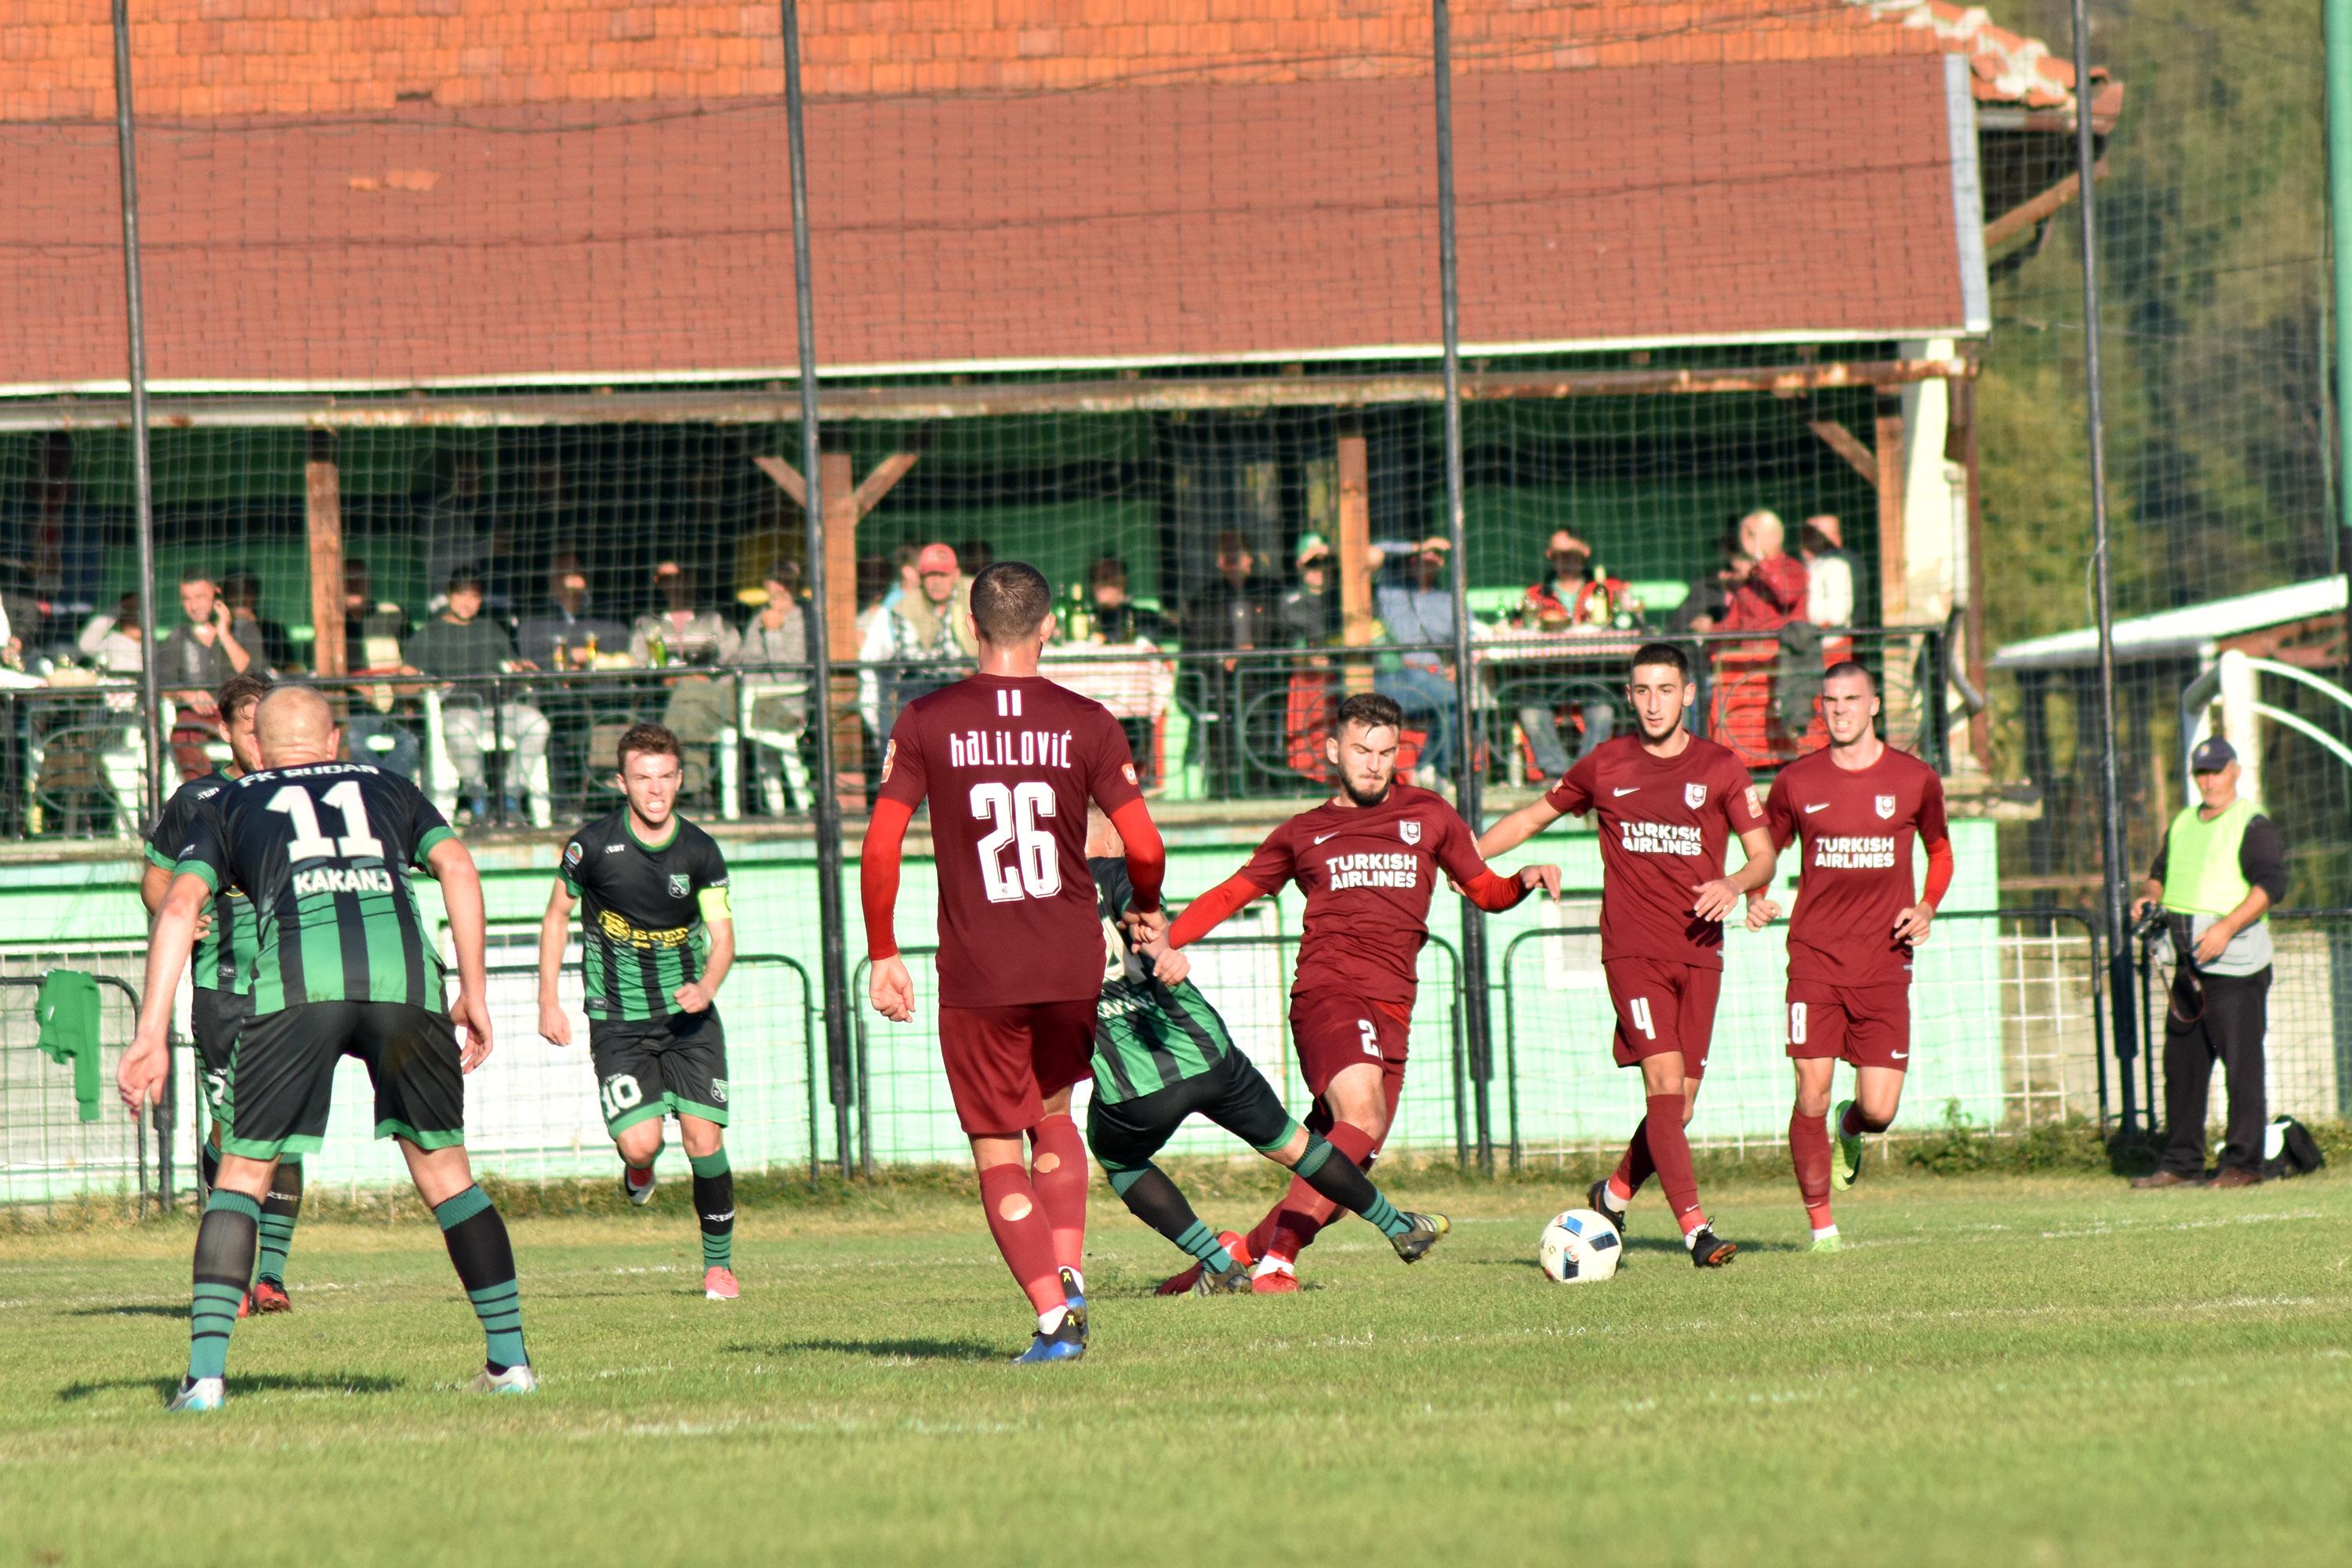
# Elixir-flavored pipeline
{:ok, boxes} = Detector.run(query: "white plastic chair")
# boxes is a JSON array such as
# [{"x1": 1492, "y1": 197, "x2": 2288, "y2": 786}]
[
  {"x1": 423, "y1": 688, "x2": 552, "y2": 829},
  {"x1": 721, "y1": 678, "x2": 812, "y2": 820}
]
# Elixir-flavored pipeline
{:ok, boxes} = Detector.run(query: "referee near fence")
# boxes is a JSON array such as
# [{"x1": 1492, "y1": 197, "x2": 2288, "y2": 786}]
[{"x1": 2129, "y1": 739, "x2": 2288, "y2": 1190}]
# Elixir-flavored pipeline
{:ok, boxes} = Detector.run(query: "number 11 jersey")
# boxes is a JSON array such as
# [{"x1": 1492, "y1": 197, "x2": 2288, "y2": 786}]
[{"x1": 877, "y1": 673, "x2": 1145, "y2": 1009}]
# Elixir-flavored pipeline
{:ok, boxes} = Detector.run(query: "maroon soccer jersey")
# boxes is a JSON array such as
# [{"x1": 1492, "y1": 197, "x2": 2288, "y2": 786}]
[
  {"x1": 1764, "y1": 745, "x2": 1948, "y2": 987},
  {"x1": 877, "y1": 673, "x2": 1144, "y2": 1008},
  {"x1": 1546, "y1": 733, "x2": 1766, "y2": 969},
  {"x1": 1236, "y1": 784, "x2": 1489, "y2": 1007}
]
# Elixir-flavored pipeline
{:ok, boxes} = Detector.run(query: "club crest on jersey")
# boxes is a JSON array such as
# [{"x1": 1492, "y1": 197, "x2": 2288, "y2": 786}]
[
  {"x1": 667, "y1": 873, "x2": 690, "y2": 898},
  {"x1": 1875, "y1": 794, "x2": 1897, "y2": 819},
  {"x1": 1399, "y1": 820, "x2": 1422, "y2": 845},
  {"x1": 1684, "y1": 782, "x2": 1708, "y2": 809}
]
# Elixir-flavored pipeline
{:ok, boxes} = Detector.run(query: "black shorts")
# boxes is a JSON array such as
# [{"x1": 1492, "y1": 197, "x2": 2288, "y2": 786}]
[
  {"x1": 189, "y1": 985, "x2": 253, "y2": 1129},
  {"x1": 220, "y1": 1001, "x2": 465, "y2": 1163},
  {"x1": 1086, "y1": 1051, "x2": 1300, "y2": 1172},
  {"x1": 588, "y1": 1010, "x2": 729, "y2": 1136}
]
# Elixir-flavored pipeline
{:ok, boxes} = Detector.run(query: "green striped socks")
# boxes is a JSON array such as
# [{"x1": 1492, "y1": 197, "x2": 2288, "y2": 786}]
[
  {"x1": 1359, "y1": 1192, "x2": 1412, "y2": 1240},
  {"x1": 1174, "y1": 1218, "x2": 1237, "y2": 1276},
  {"x1": 255, "y1": 1156, "x2": 303, "y2": 1287},
  {"x1": 434, "y1": 1185, "x2": 528, "y2": 1372},
  {"x1": 189, "y1": 1189, "x2": 261, "y2": 1382},
  {"x1": 689, "y1": 1149, "x2": 735, "y2": 1272}
]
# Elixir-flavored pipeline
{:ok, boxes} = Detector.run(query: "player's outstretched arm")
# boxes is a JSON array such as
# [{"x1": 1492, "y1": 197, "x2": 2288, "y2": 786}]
[
  {"x1": 535, "y1": 878, "x2": 576, "y2": 1047},
  {"x1": 862, "y1": 796, "x2": 918, "y2": 1022},
  {"x1": 428, "y1": 837, "x2": 495, "y2": 1071},
  {"x1": 1475, "y1": 797, "x2": 1563, "y2": 859},
  {"x1": 1105, "y1": 797, "x2": 1167, "y2": 935},
  {"x1": 1164, "y1": 870, "x2": 1269, "y2": 950},
  {"x1": 1692, "y1": 825, "x2": 1778, "y2": 922},
  {"x1": 119, "y1": 870, "x2": 208, "y2": 1117}
]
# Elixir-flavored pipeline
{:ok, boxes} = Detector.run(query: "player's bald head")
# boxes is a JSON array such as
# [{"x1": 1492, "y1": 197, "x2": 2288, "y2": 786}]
[{"x1": 255, "y1": 685, "x2": 340, "y2": 767}]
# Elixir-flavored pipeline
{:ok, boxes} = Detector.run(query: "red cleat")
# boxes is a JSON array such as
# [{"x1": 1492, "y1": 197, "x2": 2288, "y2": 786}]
[
  {"x1": 247, "y1": 1279, "x2": 292, "y2": 1314},
  {"x1": 1250, "y1": 1268, "x2": 1300, "y2": 1294},
  {"x1": 1156, "y1": 1231, "x2": 1251, "y2": 1297},
  {"x1": 703, "y1": 1266, "x2": 740, "y2": 1301}
]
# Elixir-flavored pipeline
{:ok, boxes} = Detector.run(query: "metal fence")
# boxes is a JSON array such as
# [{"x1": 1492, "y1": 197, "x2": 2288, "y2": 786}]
[{"x1": 0, "y1": 951, "x2": 166, "y2": 1210}]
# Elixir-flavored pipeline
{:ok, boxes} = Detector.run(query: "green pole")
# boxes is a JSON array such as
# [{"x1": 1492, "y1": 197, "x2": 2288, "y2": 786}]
[{"x1": 2332, "y1": 0, "x2": 2352, "y2": 554}]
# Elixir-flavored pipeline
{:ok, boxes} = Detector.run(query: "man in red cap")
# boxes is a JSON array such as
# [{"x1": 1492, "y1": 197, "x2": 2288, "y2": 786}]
[{"x1": 858, "y1": 541, "x2": 976, "y2": 739}]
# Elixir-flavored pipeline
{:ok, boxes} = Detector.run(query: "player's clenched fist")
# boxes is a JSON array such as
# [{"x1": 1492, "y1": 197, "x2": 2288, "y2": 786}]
[
  {"x1": 537, "y1": 998, "x2": 572, "y2": 1048},
  {"x1": 869, "y1": 954, "x2": 916, "y2": 1023},
  {"x1": 453, "y1": 987, "x2": 495, "y2": 1073},
  {"x1": 117, "y1": 1026, "x2": 169, "y2": 1118},
  {"x1": 1744, "y1": 893, "x2": 1783, "y2": 931},
  {"x1": 672, "y1": 981, "x2": 714, "y2": 1014}
]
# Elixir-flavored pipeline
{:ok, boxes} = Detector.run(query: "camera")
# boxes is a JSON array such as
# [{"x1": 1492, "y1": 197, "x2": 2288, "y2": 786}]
[{"x1": 2129, "y1": 902, "x2": 2169, "y2": 947}]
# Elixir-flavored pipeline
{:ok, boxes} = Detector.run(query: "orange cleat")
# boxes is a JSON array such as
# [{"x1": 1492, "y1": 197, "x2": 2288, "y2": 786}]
[
  {"x1": 703, "y1": 1265, "x2": 740, "y2": 1301},
  {"x1": 1250, "y1": 1269, "x2": 1300, "y2": 1294},
  {"x1": 1157, "y1": 1232, "x2": 1251, "y2": 1297},
  {"x1": 247, "y1": 1279, "x2": 292, "y2": 1314}
]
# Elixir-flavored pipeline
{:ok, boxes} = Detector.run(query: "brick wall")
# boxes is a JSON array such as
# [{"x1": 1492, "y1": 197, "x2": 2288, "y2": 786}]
[{"x1": 0, "y1": 0, "x2": 1934, "y2": 122}]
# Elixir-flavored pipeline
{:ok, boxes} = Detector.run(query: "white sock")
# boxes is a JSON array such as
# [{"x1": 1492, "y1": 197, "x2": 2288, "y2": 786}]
[
  {"x1": 1062, "y1": 1268, "x2": 1085, "y2": 1298},
  {"x1": 1602, "y1": 1181, "x2": 1631, "y2": 1212},
  {"x1": 1252, "y1": 1252, "x2": 1295, "y2": 1279},
  {"x1": 1682, "y1": 1222, "x2": 1711, "y2": 1250},
  {"x1": 1037, "y1": 1305, "x2": 1068, "y2": 1335},
  {"x1": 1812, "y1": 1225, "x2": 1840, "y2": 1243}
]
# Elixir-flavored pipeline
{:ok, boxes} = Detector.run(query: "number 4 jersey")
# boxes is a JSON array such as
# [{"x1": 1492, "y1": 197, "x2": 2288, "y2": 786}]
[
  {"x1": 877, "y1": 673, "x2": 1145, "y2": 1008},
  {"x1": 173, "y1": 762, "x2": 457, "y2": 1014}
]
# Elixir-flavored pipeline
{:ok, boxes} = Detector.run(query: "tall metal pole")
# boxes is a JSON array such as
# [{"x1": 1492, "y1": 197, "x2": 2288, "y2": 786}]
[
  {"x1": 2326, "y1": 0, "x2": 2352, "y2": 748},
  {"x1": 2067, "y1": 0, "x2": 2138, "y2": 1129},
  {"x1": 1431, "y1": 0, "x2": 1494, "y2": 1169},
  {"x1": 779, "y1": 0, "x2": 856, "y2": 1179},
  {"x1": 110, "y1": 0, "x2": 165, "y2": 822}
]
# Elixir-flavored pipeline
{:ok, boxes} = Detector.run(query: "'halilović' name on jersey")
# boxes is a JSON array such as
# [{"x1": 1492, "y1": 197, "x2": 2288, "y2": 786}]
[{"x1": 946, "y1": 728, "x2": 1075, "y2": 770}]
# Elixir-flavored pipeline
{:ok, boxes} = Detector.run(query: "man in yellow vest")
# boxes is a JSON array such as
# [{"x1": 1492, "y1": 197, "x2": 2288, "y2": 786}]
[{"x1": 2129, "y1": 738, "x2": 2287, "y2": 1189}]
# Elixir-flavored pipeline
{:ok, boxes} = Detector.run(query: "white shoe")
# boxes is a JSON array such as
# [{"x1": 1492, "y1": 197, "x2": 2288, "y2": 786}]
[
  {"x1": 468, "y1": 1363, "x2": 539, "y2": 1395},
  {"x1": 167, "y1": 1376, "x2": 225, "y2": 1413},
  {"x1": 622, "y1": 1165, "x2": 657, "y2": 1207}
]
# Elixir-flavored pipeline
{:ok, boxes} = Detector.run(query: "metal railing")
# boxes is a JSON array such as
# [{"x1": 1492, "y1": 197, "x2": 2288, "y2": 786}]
[{"x1": 0, "y1": 965, "x2": 166, "y2": 1210}]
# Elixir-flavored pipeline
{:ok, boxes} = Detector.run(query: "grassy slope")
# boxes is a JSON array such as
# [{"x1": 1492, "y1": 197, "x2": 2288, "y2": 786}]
[{"x1": 2, "y1": 1171, "x2": 2348, "y2": 1567}]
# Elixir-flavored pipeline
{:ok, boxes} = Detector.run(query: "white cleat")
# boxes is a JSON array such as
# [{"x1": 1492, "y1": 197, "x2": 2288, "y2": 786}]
[
  {"x1": 168, "y1": 1376, "x2": 225, "y2": 1413},
  {"x1": 621, "y1": 1166, "x2": 657, "y2": 1207},
  {"x1": 468, "y1": 1363, "x2": 539, "y2": 1396}
]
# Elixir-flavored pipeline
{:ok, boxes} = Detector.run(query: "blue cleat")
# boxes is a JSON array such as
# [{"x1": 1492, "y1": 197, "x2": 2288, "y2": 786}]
[
  {"x1": 1012, "y1": 1314, "x2": 1087, "y2": 1365},
  {"x1": 167, "y1": 1376, "x2": 225, "y2": 1413}
]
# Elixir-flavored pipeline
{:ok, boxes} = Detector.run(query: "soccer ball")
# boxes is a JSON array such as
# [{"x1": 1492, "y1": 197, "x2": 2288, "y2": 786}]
[{"x1": 1537, "y1": 1208, "x2": 1622, "y2": 1283}]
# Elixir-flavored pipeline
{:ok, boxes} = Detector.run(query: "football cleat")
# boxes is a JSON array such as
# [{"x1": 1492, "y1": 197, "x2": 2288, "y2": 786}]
[
  {"x1": 1587, "y1": 1178, "x2": 1629, "y2": 1239},
  {"x1": 167, "y1": 1376, "x2": 225, "y2": 1414},
  {"x1": 1012, "y1": 1315, "x2": 1087, "y2": 1364},
  {"x1": 703, "y1": 1266, "x2": 739, "y2": 1301},
  {"x1": 1058, "y1": 1268, "x2": 1088, "y2": 1343},
  {"x1": 1687, "y1": 1226, "x2": 1738, "y2": 1268},
  {"x1": 247, "y1": 1279, "x2": 292, "y2": 1315},
  {"x1": 1828, "y1": 1099, "x2": 1863, "y2": 1192},
  {"x1": 1192, "y1": 1258, "x2": 1253, "y2": 1296},
  {"x1": 469, "y1": 1363, "x2": 539, "y2": 1395},
  {"x1": 1388, "y1": 1211, "x2": 1451, "y2": 1264},
  {"x1": 1158, "y1": 1232, "x2": 1251, "y2": 1297},
  {"x1": 1810, "y1": 1232, "x2": 1843, "y2": 1254},
  {"x1": 1250, "y1": 1265, "x2": 1301, "y2": 1294},
  {"x1": 621, "y1": 1163, "x2": 657, "y2": 1207}
]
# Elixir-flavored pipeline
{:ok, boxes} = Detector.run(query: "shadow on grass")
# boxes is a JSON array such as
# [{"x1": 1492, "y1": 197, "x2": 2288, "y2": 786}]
[
  {"x1": 730, "y1": 1338, "x2": 1003, "y2": 1363},
  {"x1": 67, "y1": 1304, "x2": 189, "y2": 1319},
  {"x1": 57, "y1": 1371, "x2": 402, "y2": 1403}
]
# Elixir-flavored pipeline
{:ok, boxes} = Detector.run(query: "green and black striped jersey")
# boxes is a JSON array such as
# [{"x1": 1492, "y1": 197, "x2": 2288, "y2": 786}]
[
  {"x1": 560, "y1": 811, "x2": 731, "y2": 1022},
  {"x1": 172, "y1": 763, "x2": 456, "y2": 1014},
  {"x1": 1088, "y1": 856, "x2": 1236, "y2": 1104},
  {"x1": 147, "y1": 769, "x2": 262, "y2": 996}
]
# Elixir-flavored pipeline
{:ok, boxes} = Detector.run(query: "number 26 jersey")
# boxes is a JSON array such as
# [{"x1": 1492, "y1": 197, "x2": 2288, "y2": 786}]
[{"x1": 877, "y1": 673, "x2": 1145, "y2": 1009}]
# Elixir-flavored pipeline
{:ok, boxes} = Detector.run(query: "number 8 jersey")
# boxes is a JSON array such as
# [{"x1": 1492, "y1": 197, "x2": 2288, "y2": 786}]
[
  {"x1": 174, "y1": 761, "x2": 457, "y2": 1014},
  {"x1": 877, "y1": 673, "x2": 1145, "y2": 1008}
]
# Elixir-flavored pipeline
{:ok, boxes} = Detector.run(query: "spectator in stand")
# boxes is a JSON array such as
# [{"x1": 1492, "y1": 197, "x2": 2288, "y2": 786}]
[
  {"x1": 1181, "y1": 532, "x2": 1279, "y2": 796},
  {"x1": 518, "y1": 554, "x2": 628, "y2": 672},
  {"x1": 880, "y1": 543, "x2": 922, "y2": 613},
  {"x1": 1278, "y1": 532, "x2": 1343, "y2": 648},
  {"x1": 631, "y1": 561, "x2": 742, "y2": 803},
  {"x1": 341, "y1": 560, "x2": 408, "y2": 657},
  {"x1": 1715, "y1": 509, "x2": 1809, "y2": 633},
  {"x1": 855, "y1": 555, "x2": 891, "y2": 637},
  {"x1": 155, "y1": 572, "x2": 255, "y2": 779},
  {"x1": 336, "y1": 559, "x2": 422, "y2": 778},
  {"x1": 1370, "y1": 535, "x2": 1462, "y2": 789},
  {"x1": 77, "y1": 593, "x2": 145, "y2": 675},
  {"x1": 1800, "y1": 515, "x2": 1860, "y2": 630},
  {"x1": 730, "y1": 568, "x2": 811, "y2": 811},
  {"x1": 220, "y1": 568, "x2": 295, "y2": 674},
  {"x1": 858, "y1": 541, "x2": 975, "y2": 740},
  {"x1": 405, "y1": 571, "x2": 548, "y2": 825},
  {"x1": 1085, "y1": 557, "x2": 1171, "y2": 644},
  {"x1": 1515, "y1": 531, "x2": 1629, "y2": 776}
]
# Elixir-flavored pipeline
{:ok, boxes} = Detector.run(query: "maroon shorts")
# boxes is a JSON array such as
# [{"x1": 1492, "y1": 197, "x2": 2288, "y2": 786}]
[
  {"x1": 937, "y1": 999, "x2": 1097, "y2": 1137},
  {"x1": 1290, "y1": 991, "x2": 1411, "y2": 1101},
  {"x1": 1602, "y1": 957, "x2": 1722, "y2": 1077},
  {"x1": 1785, "y1": 980, "x2": 1912, "y2": 1070}
]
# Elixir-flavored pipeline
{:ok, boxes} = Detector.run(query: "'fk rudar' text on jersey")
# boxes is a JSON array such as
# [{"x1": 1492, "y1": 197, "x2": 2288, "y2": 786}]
[
  {"x1": 1088, "y1": 858, "x2": 1234, "y2": 1103},
  {"x1": 174, "y1": 763, "x2": 455, "y2": 1014},
  {"x1": 879, "y1": 674, "x2": 1145, "y2": 1009},
  {"x1": 1764, "y1": 746, "x2": 1948, "y2": 987},
  {"x1": 147, "y1": 770, "x2": 262, "y2": 995},
  {"x1": 1548, "y1": 734, "x2": 1766, "y2": 968},
  {"x1": 1236, "y1": 784, "x2": 1489, "y2": 1007},
  {"x1": 561, "y1": 811, "x2": 731, "y2": 1022}
]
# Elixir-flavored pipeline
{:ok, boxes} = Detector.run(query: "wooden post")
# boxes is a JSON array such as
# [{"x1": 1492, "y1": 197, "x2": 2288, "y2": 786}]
[
  {"x1": 1337, "y1": 430, "x2": 1374, "y2": 691},
  {"x1": 305, "y1": 429, "x2": 345, "y2": 677},
  {"x1": 821, "y1": 448, "x2": 862, "y2": 810},
  {"x1": 1874, "y1": 395, "x2": 1913, "y2": 739}
]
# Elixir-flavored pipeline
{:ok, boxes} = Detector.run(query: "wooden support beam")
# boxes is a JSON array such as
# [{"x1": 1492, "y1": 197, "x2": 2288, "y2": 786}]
[
  {"x1": 1875, "y1": 397, "x2": 1907, "y2": 625},
  {"x1": 1984, "y1": 158, "x2": 2107, "y2": 253},
  {"x1": 821, "y1": 448, "x2": 864, "y2": 812},
  {"x1": 850, "y1": 452, "x2": 918, "y2": 518},
  {"x1": 1804, "y1": 417, "x2": 1879, "y2": 485},
  {"x1": 753, "y1": 455, "x2": 806, "y2": 509},
  {"x1": 1336, "y1": 432, "x2": 1374, "y2": 691},
  {"x1": 305, "y1": 430, "x2": 346, "y2": 677}
]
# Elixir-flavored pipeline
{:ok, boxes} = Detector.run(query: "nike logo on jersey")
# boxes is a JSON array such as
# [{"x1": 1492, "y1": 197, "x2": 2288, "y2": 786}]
[
  {"x1": 1613, "y1": 787, "x2": 1640, "y2": 797},
  {"x1": 1313, "y1": 832, "x2": 1339, "y2": 844},
  {"x1": 1804, "y1": 803, "x2": 1830, "y2": 814}
]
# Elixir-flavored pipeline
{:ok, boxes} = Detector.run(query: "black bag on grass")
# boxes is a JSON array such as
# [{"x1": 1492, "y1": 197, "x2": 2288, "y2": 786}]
[{"x1": 2261, "y1": 1117, "x2": 2325, "y2": 1181}]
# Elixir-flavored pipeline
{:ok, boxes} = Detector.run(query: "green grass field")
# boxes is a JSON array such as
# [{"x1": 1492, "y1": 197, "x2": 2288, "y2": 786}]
[{"x1": 4, "y1": 1168, "x2": 2349, "y2": 1566}]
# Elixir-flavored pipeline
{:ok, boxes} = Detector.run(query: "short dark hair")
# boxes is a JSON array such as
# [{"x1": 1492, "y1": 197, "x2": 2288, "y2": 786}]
[
  {"x1": 446, "y1": 569, "x2": 485, "y2": 595},
  {"x1": 970, "y1": 561, "x2": 1052, "y2": 644},
  {"x1": 1088, "y1": 556, "x2": 1127, "y2": 590},
  {"x1": 1629, "y1": 641, "x2": 1690, "y2": 681},
  {"x1": 1821, "y1": 659, "x2": 1875, "y2": 689},
  {"x1": 178, "y1": 568, "x2": 217, "y2": 589},
  {"x1": 216, "y1": 672, "x2": 273, "y2": 722},
  {"x1": 616, "y1": 722, "x2": 681, "y2": 771},
  {"x1": 1335, "y1": 691, "x2": 1405, "y2": 734}
]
